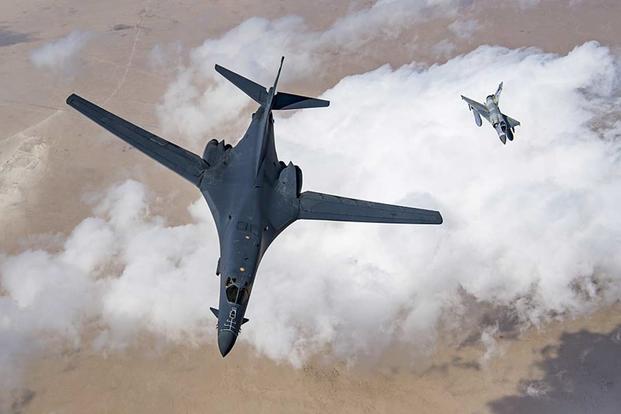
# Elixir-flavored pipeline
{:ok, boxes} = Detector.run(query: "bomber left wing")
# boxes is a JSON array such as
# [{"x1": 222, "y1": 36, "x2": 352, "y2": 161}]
[
  {"x1": 298, "y1": 191, "x2": 442, "y2": 224},
  {"x1": 66, "y1": 94, "x2": 207, "y2": 186}
]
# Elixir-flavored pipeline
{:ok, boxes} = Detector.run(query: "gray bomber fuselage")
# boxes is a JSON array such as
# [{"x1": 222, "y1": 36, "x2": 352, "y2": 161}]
[
  {"x1": 66, "y1": 58, "x2": 443, "y2": 358},
  {"x1": 201, "y1": 99, "x2": 293, "y2": 355}
]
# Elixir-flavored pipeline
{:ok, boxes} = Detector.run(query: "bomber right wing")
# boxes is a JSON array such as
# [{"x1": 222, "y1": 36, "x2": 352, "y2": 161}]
[
  {"x1": 66, "y1": 94, "x2": 207, "y2": 187},
  {"x1": 298, "y1": 191, "x2": 442, "y2": 224},
  {"x1": 461, "y1": 96, "x2": 490, "y2": 122}
]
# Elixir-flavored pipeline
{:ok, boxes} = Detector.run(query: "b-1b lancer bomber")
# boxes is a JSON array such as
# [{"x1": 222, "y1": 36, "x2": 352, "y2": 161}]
[
  {"x1": 461, "y1": 82, "x2": 520, "y2": 144},
  {"x1": 66, "y1": 57, "x2": 443, "y2": 357}
]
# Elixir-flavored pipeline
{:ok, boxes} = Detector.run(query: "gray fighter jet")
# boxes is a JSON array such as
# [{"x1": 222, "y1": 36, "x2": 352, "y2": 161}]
[
  {"x1": 66, "y1": 58, "x2": 443, "y2": 357},
  {"x1": 461, "y1": 82, "x2": 520, "y2": 144}
]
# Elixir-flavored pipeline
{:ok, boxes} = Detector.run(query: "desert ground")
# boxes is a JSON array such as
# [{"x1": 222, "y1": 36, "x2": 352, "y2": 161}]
[{"x1": 2, "y1": 0, "x2": 621, "y2": 413}]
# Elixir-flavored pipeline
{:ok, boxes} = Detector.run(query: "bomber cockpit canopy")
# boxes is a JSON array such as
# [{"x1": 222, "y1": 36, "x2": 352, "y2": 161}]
[{"x1": 225, "y1": 277, "x2": 251, "y2": 305}]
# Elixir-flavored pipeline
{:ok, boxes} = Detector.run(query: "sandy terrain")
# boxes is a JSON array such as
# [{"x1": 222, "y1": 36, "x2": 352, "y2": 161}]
[
  {"x1": 1, "y1": 0, "x2": 621, "y2": 413},
  {"x1": 10, "y1": 305, "x2": 620, "y2": 414}
]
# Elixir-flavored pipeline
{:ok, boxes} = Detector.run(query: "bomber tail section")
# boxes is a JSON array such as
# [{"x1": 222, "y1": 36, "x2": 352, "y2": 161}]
[
  {"x1": 215, "y1": 64, "x2": 268, "y2": 105},
  {"x1": 272, "y1": 92, "x2": 329, "y2": 110},
  {"x1": 215, "y1": 58, "x2": 329, "y2": 111}
]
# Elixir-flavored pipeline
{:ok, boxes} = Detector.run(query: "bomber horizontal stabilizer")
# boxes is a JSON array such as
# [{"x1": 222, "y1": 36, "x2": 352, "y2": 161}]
[
  {"x1": 215, "y1": 64, "x2": 268, "y2": 105},
  {"x1": 216, "y1": 61, "x2": 329, "y2": 111},
  {"x1": 272, "y1": 92, "x2": 329, "y2": 110}
]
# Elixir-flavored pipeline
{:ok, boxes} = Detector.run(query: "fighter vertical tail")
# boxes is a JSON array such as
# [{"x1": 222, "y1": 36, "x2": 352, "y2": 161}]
[{"x1": 494, "y1": 81, "x2": 503, "y2": 103}]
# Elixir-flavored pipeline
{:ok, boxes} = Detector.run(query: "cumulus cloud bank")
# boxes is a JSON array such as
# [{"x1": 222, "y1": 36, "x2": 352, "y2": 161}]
[
  {"x1": 30, "y1": 30, "x2": 91, "y2": 73},
  {"x1": 2, "y1": 40, "x2": 621, "y2": 377},
  {"x1": 449, "y1": 19, "x2": 479, "y2": 39},
  {"x1": 0, "y1": 181, "x2": 219, "y2": 389},
  {"x1": 157, "y1": 0, "x2": 468, "y2": 141},
  {"x1": 157, "y1": 0, "x2": 550, "y2": 141},
  {"x1": 262, "y1": 41, "x2": 621, "y2": 362}
]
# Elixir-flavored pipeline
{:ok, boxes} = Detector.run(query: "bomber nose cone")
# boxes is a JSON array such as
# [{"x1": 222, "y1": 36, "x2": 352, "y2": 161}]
[{"x1": 218, "y1": 330, "x2": 237, "y2": 357}]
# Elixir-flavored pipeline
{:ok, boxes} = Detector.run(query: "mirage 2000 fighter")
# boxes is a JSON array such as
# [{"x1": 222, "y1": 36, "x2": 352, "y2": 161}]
[{"x1": 461, "y1": 82, "x2": 520, "y2": 144}]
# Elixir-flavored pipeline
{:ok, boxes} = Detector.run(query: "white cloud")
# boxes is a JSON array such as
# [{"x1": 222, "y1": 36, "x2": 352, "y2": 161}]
[
  {"x1": 431, "y1": 39, "x2": 456, "y2": 57},
  {"x1": 6, "y1": 0, "x2": 621, "y2": 389},
  {"x1": 0, "y1": 181, "x2": 219, "y2": 388},
  {"x1": 30, "y1": 30, "x2": 91, "y2": 74},
  {"x1": 449, "y1": 19, "x2": 479, "y2": 39},
  {"x1": 480, "y1": 324, "x2": 503, "y2": 366},
  {"x1": 251, "y1": 42, "x2": 621, "y2": 363},
  {"x1": 0, "y1": 217, "x2": 110, "y2": 390},
  {"x1": 148, "y1": 42, "x2": 183, "y2": 71},
  {"x1": 516, "y1": 0, "x2": 541, "y2": 8},
  {"x1": 156, "y1": 0, "x2": 468, "y2": 142}
]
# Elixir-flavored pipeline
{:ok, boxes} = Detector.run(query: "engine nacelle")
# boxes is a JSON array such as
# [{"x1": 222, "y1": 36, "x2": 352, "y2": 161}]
[
  {"x1": 294, "y1": 165, "x2": 303, "y2": 196},
  {"x1": 203, "y1": 139, "x2": 218, "y2": 160},
  {"x1": 202, "y1": 139, "x2": 230, "y2": 166},
  {"x1": 499, "y1": 119, "x2": 507, "y2": 134},
  {"x1": 269, "y1": 162, "x2": 303, "y2": 231},
  {"x1": 276, "y1": 162, "x2": 303, "y2": 197}
]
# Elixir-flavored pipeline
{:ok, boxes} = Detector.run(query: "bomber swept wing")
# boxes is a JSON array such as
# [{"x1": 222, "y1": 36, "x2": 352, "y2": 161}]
[
  {"x1": 66, "y1": 94, "x2": 207, "y2": 186},
  {"x1": 66, "y1": 94, "x2": 440, "y2": 227},
  {"x1": 298, "y1": 191, "x2": 442, "y2": 224}
]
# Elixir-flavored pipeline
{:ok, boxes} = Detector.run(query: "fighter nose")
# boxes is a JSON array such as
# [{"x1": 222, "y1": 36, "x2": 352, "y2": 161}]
[{"x1": 218, "y1": 330, "x2": 237, "y2": 357}]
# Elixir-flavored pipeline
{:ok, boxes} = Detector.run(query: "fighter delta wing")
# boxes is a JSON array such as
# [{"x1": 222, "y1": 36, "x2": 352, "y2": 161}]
[
  {"x1": 67, "y1": 57, "x2": 442, "y2": 358},
  {"x1": 66, "y1": 94, "x2": 207, "y2": 186},
  {"x1": 461, "y1": 95, "x2": 490, "y2": 124}
]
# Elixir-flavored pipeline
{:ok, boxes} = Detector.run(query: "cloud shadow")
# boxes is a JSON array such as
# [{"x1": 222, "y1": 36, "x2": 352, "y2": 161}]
[
  {"x1": 488, "y1": 324, "x2": 621, "y2": 414},
  {"x1": 0, "y1": 26, "x2": 33, "y2": 47}
]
